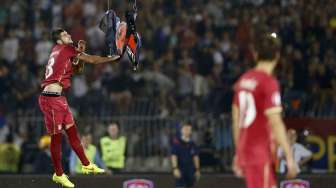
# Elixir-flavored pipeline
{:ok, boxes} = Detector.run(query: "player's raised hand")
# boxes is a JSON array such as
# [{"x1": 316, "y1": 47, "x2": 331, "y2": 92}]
[
  {"x1": 72, "y1": 61, "x2": 84, "y2": 74},
  {"x1": 286, "y1": 157, "x2": 298, "y2": 179},
  {"x1": 77, "y1": 40, "x2": 86, "y2": 52},
  {"x1": 107, "y1": 55, "x2": 121, "y2": 62}
]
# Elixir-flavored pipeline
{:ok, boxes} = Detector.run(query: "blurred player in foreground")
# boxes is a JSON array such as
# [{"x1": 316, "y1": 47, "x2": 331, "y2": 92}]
[
  {"x1": 38, "y1": 28, "x2": 120, "y2": 187},
  {"x1": 232, "y1": 32, "x2": 297, "y2": 188}
]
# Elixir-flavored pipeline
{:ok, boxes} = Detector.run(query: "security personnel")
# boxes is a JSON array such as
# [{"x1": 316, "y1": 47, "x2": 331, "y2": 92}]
[
  {"x1": 100, "y1": 122, "x2": 126, "y2": 173},
  {"x1": 70, "y1": 132, "x2": 107, "y2": 174},
  {"x1": 171, "y1": 122, "x2": 201, "y2": 188},
  {"x1": 0, "y1": 134, "x2": 20, "y2": 173}
]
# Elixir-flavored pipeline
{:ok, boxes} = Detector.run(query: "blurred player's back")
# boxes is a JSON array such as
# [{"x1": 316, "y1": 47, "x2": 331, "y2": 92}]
[
  {"x1": 234, "y1": 69, "x2": 281, "y2": 167},
  {"x1": 232, "y1": 32, "x2": 297, "y2": 188}
]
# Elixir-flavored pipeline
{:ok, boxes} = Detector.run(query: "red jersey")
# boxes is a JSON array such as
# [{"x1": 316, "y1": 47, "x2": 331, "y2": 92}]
[
  {"x1": 41, "y1": 44, "x2": 79, "y2": 90},
  {"x1": 233, "y1": 69, "x2": 282, "y2": 167}
]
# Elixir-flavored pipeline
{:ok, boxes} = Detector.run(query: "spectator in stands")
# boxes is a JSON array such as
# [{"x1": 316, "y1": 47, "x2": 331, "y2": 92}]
[
  {"x1": 0, "y1": 63, "x2": 10, "y2": 106},
  {"x1": 71, "y1": 74, "x2": 89, "y2": 114},
  {"x1": 0, "y1": 113, "x2": 8, "y2": 143},
  {"x1": 323, "y1": 79, "x2": 336, "y2": 117},
  {"x1": 176, "y1": 63, "x2": 194, "y2": 110},
  {"x1": 1, "y1": 31, "x2": 19, "y2": 65},
  {"x1": 18, "y1": 131, "x2": 39, "y2": 173},
  {"x1": 70, "y1": 131, "x2": 108, "y2": 175},
  {"x1": 0, "y1": 134, "x2": 21, "y2": 173},
  {"x1": 100, "y1": 122, "x2": 127, "y2": 174},
  {"x1": 85, "y1": 19, "x2": 105, "y2": 54},
  {"x1": 0, "y1": 0, "x2": 334, "y2": 118},
  {"x1": 102, "y1": 64, "x2": 133, "y2": 113},
  {"x1": 278, "y1": 129, "x2": 312, "y2": 174},
  {"x1": 34, "y1": 135, "x2": 53, "y2": 174},
  {"x1": 142, "y1": 60, "x2": 176, "y2": 117},
  {"x1": 171, "y1": 122, "x2": 201, "y2": 188},
  {"x1": 34, "y1": 31, "x2": 53, "y2": 68},
  {"x1": 11, "y1": 63, "x2": 39, "y2": 111}
]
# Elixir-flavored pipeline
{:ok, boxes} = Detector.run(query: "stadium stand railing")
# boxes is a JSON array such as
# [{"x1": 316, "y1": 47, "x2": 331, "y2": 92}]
[{"x1": 12, "y1": 111, "x2": 234, "y2": 172}]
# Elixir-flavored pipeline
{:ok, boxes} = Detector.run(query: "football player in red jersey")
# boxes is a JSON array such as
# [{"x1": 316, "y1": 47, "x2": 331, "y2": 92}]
[
  {"x1": 38, "y1": 28, "x2": 120, "y2": 187},
  {"x1": 232, "y1": 32, "x2": 297, "y2": 188}
]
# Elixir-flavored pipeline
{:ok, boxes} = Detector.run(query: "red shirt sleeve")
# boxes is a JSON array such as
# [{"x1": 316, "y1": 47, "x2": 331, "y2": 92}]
[{"x1": 263, "y1": 79, "x2": 282, "y2": 114}]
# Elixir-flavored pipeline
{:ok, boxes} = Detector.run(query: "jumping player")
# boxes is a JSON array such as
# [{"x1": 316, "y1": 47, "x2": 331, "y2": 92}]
[
  {"x1": 232, "y1": 33, "x2": 297, "y2": 188},
  {"x1": 38, "y1": 28, "x2": 120, "y2": 187}
]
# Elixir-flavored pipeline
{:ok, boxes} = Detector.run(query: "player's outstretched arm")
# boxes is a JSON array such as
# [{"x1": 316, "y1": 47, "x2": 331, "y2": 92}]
[
  {"x1": 267, "y1": 112, "x2": 298, "y2": 179},
  {"x1": 231, "y1": 104, "x2": 244, "y2": 177},
  {"x1": 232, "y1": 104, "x2": 240, "y2": 147},
  {"x1": 76, "y1": 53, "x2": 120, "y2": 64}
]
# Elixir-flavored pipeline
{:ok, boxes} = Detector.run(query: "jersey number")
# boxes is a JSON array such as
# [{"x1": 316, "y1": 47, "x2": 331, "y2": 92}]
[
  {"x1": 238, "y1": 91, "x2": 256, "y2": 128},
  {"x1": 45, "y1": 57, "x2": 55, "y2": 79}
]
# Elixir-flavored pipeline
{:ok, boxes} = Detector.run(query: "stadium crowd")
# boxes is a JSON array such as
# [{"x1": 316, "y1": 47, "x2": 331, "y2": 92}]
[{"x1": 0, "y1": 0, "x2": 335, "y2": 173}]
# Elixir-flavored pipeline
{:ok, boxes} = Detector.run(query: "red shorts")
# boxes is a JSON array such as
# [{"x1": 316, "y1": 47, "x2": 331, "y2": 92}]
[
  {"x1": 243, "y1": 163, "x2": 277, "y2": 188},
  {"x1": 38, "y1": 95, "x2": 74, "y2": 135}
]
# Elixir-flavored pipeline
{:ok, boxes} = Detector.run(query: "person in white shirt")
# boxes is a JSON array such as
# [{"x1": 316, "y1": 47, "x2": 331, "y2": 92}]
[
  {"x1": 2, "y1": 32, "x2": 19, "y2": 64},
  {"x1": 35, "y1": 32, "x2": 53, "y2": 66},
  {"x1": 278, "y1": 129, "x2": 312, "y2": 174}
]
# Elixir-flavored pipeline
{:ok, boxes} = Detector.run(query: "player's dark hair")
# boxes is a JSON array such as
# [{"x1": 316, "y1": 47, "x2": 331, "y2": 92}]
[
  {"x1": 82, "y1": 129, "x2": 92, "y2": 137},
  {"x1": 51, "y1": 28, "x2": 65, "y2": 44},
  {"x1": 109, "y1": 121, "x2": 120, "y2": 128},
  {"x1": 255, "y1": 32, "x2": 281, "y2": 62},
  {"x1": 181, "y1": 120, "x2": 192, "y2": 128}
]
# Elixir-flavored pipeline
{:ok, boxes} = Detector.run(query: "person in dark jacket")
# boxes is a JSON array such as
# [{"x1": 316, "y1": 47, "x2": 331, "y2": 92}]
[
  {"x1": 34, "y1": 135, "x2": 53, "y2": 174},
  {"x1": 171, "y1": 122, "x2": 201, "y2": 188}
]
